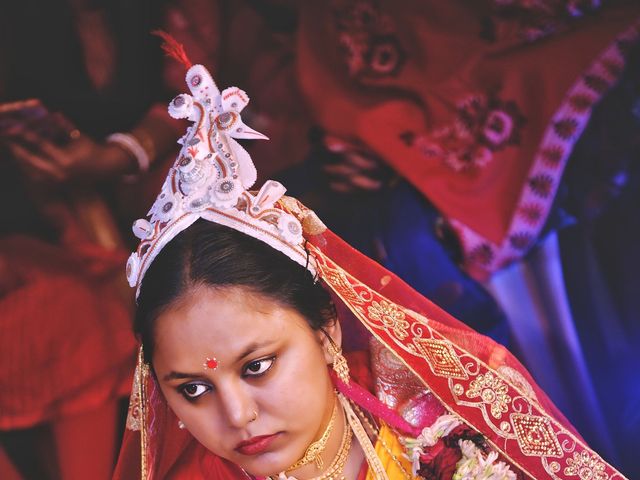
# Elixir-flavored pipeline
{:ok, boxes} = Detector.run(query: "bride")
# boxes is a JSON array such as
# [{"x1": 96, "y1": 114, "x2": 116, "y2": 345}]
[{"x1": 114, "y1": 35, "x2": 627, "y2": 480}]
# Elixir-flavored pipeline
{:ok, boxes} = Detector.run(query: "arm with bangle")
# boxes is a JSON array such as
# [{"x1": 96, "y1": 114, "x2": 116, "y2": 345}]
[
  {"x1": 5, "y1": 103, "x2": 183, "y2": 185},
  {"x1": 106, "y1": 104, "x2": 184, "y2": 181}
]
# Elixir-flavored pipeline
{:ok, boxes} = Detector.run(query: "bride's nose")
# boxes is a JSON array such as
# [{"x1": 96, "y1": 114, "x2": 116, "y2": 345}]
[{"x1": 217, "y1": 380, "x2": 258, "y2": 429}]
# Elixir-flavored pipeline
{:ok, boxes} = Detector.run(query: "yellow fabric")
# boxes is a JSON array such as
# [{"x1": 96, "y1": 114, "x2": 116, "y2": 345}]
[{"x1": 366, "y1": 423, "x2": 414, "y2": 480}]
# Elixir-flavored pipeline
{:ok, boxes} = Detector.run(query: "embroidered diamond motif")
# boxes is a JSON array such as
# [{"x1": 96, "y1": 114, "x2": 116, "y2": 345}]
[
  {"x1": 414, "y1": 338, "x2": 468, "y2": 380},
  {"x1": 510, "y1": 413, "x2": 563, "y2": 457}
]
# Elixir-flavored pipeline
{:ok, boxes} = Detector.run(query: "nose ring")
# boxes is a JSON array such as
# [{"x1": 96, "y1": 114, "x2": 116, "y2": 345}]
[{"x1": 250, "y1": 410, "x2": 258, "y2": 422}]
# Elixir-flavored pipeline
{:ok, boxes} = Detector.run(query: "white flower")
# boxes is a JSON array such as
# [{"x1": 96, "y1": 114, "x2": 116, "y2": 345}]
[
  {"x1": 418, "y1": 415, "x2": 461, "y2": 446},
  {"x1": 486, "y1": 460, "x2": 516, "y2": 480},
  {"x1": 403, "y1": 414, "x2": 462, "y2": 477},
  {"x1": 480, "y1": 451, "x2": 499, "y2": 467},
  {"x1": 459, "y1": 439, "x2": 478, "y2": 458},
  {"x1": 454, "y1": 456, "x2": 478, "y2": 480},
  {"x1": 453, "y1": 440, "x2": 516, "y2": 480},
  {"x1": 410, "y1": 446, "x2": 423, "y2": 478}
]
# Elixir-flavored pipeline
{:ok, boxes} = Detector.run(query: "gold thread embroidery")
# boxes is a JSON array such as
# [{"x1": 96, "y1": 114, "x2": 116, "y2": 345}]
[
  {"x1": 497, "y1": 365, "x2": 538, "y2": 402},
  {"x1": 126, "y1": 359, "x2": 144, "y2": 431},
  {"x1": 453, "y1": 383, "x2": 465, "y2": 395},
  {"x1": 510, "y1": 413, "x2": 563, "y2": 458},
  {"x1": 278, "y1": 196, "x2": 327, "y2": 235},
  {"x1": 466, "y1": 372, "x2": 512, "y2": 419},
  {"x1": 309, "y1": 245, "x2": 629, "y2": 479},
  {"x1": 322, "y1": 267, "x2": 366, "y2": 306},
  {"x1": 129, "y1": 346, "x2": 150, "y2": 479},
  {"x1": 367, "y1": 300, "x2": 410, "y2": 339},
  {"x1": 414, "y1": 338, "x2": 468, "y2": 380},
  {"x1": 564, "y1": 451, "x2": 609, "y2": 480}
]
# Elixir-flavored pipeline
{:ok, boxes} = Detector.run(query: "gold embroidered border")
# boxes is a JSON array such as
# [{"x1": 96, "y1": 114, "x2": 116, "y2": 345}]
[{"x1": 310, "y1": 246, "x2": 627, "y2": 480}]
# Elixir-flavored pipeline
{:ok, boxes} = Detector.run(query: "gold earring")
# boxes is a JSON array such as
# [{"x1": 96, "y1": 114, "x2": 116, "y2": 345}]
[{"x1": 327, "y1": 341, "x2": 350, "y2": 384}]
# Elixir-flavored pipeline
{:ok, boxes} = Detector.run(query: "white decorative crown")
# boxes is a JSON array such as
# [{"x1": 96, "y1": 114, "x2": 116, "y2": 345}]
[{"x1": 126, "y1": 64, "x2": 311, "y2": 295}]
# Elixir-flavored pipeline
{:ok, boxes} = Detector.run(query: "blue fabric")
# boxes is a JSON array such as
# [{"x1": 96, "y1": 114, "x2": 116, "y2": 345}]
[{"x1": 279, "y1": 156, "x2": 511, "y2": 345}]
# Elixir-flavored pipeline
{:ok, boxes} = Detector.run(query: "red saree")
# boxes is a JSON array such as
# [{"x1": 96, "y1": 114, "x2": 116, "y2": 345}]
[{"x1": 114, "y1": 198, "x2": 626, "y2": 479}]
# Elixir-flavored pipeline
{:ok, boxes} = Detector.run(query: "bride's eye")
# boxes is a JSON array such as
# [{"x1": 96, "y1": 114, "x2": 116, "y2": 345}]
[
  {"x1": 179, "y1": 383, "x2": 210, "y2": 400},
  {"x1": 243, "y1": 357, "x2": 275, "y2": 377}
]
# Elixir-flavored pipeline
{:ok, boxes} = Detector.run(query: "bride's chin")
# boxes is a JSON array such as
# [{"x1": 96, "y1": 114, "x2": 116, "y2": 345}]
[{"x1": 238, "y1": 452, "x2": 294, "y2": 478}]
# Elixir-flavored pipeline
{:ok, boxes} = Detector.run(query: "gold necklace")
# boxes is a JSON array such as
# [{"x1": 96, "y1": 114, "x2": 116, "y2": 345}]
[
  {"x1": 288, "y1": 398, "x2": 338, "y2": 471},
  {"x1": 308, "y1": 407, "x2": 352, "y2": 480}
]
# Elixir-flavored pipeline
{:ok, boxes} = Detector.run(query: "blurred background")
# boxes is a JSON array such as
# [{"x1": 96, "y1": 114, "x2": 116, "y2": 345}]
[{"x1": 0, "y1": 0, "x2": 639, "y2": 478}]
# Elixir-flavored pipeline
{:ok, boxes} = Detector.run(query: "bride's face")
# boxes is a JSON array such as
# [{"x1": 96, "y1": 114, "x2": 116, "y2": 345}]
[{"x1": 153, "y1": 285, "x2": 338, "y2": 477}]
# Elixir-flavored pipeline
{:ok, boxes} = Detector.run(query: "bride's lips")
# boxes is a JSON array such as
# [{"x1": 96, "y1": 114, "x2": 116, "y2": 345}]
[{"x1": 235, "y1": 433, "x2": 281, "y2": 455}]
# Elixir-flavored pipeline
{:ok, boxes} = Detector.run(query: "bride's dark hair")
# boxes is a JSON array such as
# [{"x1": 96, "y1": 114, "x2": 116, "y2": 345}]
[{"x1": 135, "y1": 219, "x2": 335, "y2": 362}]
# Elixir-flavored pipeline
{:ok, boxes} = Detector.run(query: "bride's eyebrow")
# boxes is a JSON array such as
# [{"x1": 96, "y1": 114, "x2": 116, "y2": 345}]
[
  {"x1": 162, "y1": 371, "x2": 205, "y2": 382},
  {"x1": 162, "y1": 340, "x2": 277, "y2": 381},
  {"x1": 234, "y1": 339, "x2": 276, "y2": 363}
]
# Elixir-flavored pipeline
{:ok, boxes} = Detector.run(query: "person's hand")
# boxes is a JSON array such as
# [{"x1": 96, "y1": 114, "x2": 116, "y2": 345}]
[
  {"x1": 5, "y1": 128, "x2": 137, "y2": 185},
  {"x1": 322, "y1": 135, "x2": 395, "y2": 193}
]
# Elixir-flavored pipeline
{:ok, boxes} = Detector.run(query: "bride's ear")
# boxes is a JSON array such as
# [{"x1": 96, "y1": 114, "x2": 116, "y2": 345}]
[{"x1": 318, "y1": 318, "x2": 342, "y2": 365}]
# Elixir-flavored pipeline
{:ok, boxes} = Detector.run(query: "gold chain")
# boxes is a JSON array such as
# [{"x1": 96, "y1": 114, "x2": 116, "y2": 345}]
[
  {"x1": 340, "y1": 397, "x2": 387, "y2": 480},
  {"x1": 351, "y1": 403, "x2": 414, "y2": 480},
  {"x1": 350, "y1": 402, "x2": 380, "y2": 436},
  {"x1": 275, "y1": 397, "x2": 417, "y2": 480},
  {"x1": 308, "y1": 406, "x2": 352, "y2": 480},
  {"x1": 287, "y1": 398, "x2": 338, "y2": 471}
]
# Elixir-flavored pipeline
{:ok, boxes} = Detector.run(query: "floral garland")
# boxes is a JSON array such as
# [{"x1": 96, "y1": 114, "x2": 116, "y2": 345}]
[{"x1": 402, "y1": 414, "x2": 517, "y2": 480}]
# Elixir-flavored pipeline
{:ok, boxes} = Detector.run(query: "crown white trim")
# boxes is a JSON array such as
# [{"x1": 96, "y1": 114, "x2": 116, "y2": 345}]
[{"x1": 126, "y1": 64, "x2": 313, "y2": 296}]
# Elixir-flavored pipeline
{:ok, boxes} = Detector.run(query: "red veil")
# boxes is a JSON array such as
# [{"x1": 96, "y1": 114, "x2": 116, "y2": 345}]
[{"x1": 113, "y1": 197, "x2": 626, "y2": 479}]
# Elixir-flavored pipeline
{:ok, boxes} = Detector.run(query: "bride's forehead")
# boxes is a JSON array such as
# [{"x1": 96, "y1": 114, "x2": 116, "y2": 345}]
[
  {"x1": 152, "y1": 289, "x2": 316, "y2": 365},
  {"x1": 155, "y1": 285, "x2": 308, "y2": 338},
  {"x1": 168, "y1": 285, "x2": 274, "y2": 316}
]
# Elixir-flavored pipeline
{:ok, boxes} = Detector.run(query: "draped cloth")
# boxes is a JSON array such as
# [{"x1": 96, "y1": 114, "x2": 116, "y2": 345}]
[
  {"x1": 295, "y1": 0, "x2": 640, "y2": 281},
  {"x1": 0, "y1": 221, "x2": 135, "y2": 430},
  {"x1": 113, "y1": 197, "x2": 627, "y2": 479}
]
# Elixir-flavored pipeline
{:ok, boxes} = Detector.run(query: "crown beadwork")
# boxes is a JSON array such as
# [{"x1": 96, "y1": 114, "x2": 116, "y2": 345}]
[{"x1": 126, "y1": 63, "x2": 313, "y2": 295}]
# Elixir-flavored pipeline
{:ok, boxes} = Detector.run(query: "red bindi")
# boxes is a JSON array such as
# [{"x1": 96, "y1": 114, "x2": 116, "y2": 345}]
[{"x1": 204, "y1": 357, "x2": 218, "y2": 370}]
